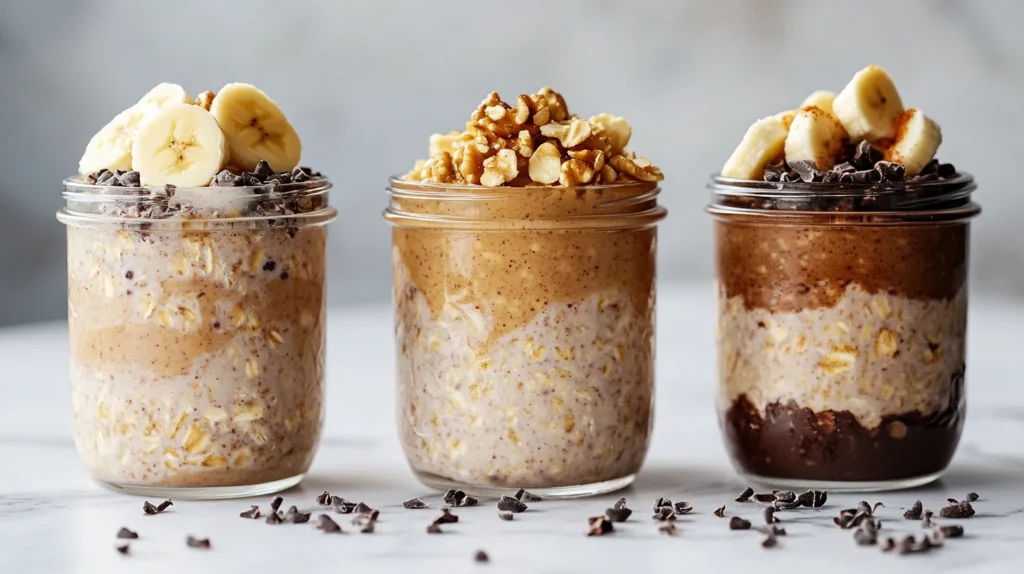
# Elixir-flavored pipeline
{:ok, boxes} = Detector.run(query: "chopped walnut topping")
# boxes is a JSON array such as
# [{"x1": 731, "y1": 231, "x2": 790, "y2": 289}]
[{"x1": 405, "y1": 88, "x2": 661, "y2": 187}]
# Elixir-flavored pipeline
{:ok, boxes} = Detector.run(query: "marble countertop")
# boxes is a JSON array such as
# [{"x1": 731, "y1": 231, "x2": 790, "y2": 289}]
[{"x1": 2, "y1": 283, "x2": 1023, "y2": 573}]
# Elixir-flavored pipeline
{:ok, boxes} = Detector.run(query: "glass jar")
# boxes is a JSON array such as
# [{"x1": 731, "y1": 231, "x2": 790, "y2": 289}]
[
  {"x1": 57, "y1": 177, "x2": 336, "y2": 498},
  {"x1": 708, "y1": 174, "x2": 980, "y2": 491},
  {"x1": 385, "y1": 178, "x2": 666, "y2": 497}
]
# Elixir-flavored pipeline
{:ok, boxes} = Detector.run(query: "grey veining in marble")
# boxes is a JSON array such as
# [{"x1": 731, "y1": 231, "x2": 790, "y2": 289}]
[
  {"x1": 2, "y1": 283, "x2": 1024, "y2": 572},
  {"x1": 1, "y1": 0, "x2": 1023, "y2": 325}
]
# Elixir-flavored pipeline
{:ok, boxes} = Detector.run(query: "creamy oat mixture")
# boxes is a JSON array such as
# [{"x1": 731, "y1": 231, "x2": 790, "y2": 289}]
[
  {"x1": 68, "y1": 226, "x2": 326, "y2": 487},
  {"x1": 717, "y1": 283, "x2": 966, "y2": 430},
  {"x1": 392, "y1": 88, "x2": 663, "y2": 490}
]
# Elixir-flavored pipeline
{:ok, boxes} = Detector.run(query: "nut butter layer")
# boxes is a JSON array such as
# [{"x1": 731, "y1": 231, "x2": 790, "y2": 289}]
[
  {"x1": 68, "y1": 226, "x2": 326, "y2": 487},
  {"x1": 716, "y1": 221, "x2": 968, "y2": 312}
]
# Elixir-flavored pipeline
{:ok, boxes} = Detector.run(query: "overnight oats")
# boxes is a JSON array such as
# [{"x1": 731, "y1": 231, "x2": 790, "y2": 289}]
[
  {"x1": 710, "y1": 66, "x2": 980, "y2": 490},
  {"x1": 386, "y1": 88, "x2": 666, "y2": 497},
  {"x1": 58, "y1": 82, "x2": 336, "y2": 498}
]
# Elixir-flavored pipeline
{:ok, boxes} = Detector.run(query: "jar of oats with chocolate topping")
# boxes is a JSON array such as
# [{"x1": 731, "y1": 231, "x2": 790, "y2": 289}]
[
  {"x1": 386, "y1": 88, "x2": 666, "y2": 497},
  {"x1": 60, "y1": 81, "x2": 336, "y2": 498}
]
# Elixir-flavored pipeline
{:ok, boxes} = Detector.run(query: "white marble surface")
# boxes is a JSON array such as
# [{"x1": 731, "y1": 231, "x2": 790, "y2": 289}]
[{"x1": 2, "y1": 282, "x2": 1023, "y2": 573}]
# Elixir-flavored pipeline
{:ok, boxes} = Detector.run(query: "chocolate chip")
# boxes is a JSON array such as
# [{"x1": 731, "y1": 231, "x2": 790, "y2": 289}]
[
  {"x1": 316, "y1": 514, "x2": 342, "y2": 533},
  {"x1": 116, "y1": 527, "x2": 138, "y2": 539},
  {"x1": 474, "y1": 550, "x2": 489, "y2": 563},
  {"x1": 852, "y1": 140, "x2": 884, "y2": 169},
  {"x1": 443, "y1": 489, "x2": 466, "y2": 506},
  {"x1": 265, "y1": 511, "x2": 283, "y2": 525},
  {"x1": 652, "y1": 497, "x2": 672, "y2": 512},
  {"x1": 939, "y1": 501, "x2": 975, "y2": 519},
  {"x1": 729, "y1": 517, "x2": 751, "y2": 530},
  {"x1": 903, "y1": 500, "x2": 923, "y2": 520},
  {"x1": 433, "y1": 508, "x2": 459, "y2": 525},
  {"x1": 939, "y1": 524, "x2": 964, "y2": 538},
  {"x1": 426, "y1": 523, "x2": 443, "y2": 534},
  {"x1": 714, "y1": 505, "x2": 726, "y2": 518},
  {"x1": 96, "y1": 170, "x2": 115, "y2": 184},
  {"x1": 937, "y1": 163, "x2": 957, "y2": 178},
  {"x1": 605, "y1": 507, "x2": 632, "y2": 522},
  {"x1": 752, "y1": 493, "x2": 776, "y2": 504},
  {"x1": 498, "y1": 511, "x2": 514, "y2": 521},
  {"x1": 965, "y1": 492, "x2": 980, "y2": 502},
  {"x1": 875, "y1": 161, "x2": 905, "y2": 182},
  {"x1": 115, "y1": 544, "x2": 130, "y2": 555},
  {"x1": 736, "y1": 487, "x2": 754, "y2": 502},
  {"x1": 497, "y1": 496, "x2": 527, "y2": 513},
  {"x1": 252, "y1": 160, "x2": 273, "y2": 180},
  {"x1": 239, "y1": 506, "x2": 261, "y2": 519},
  {"x1": 613, "y1": 497, "x2": 628, "y2": 510},
  {"x1": 270, "y1": 496, "x2": 284, "y2": 512},
  {"x1": 659, "y1": 523, "x2": 677, "y2": 536},
  {"x1": 316, "y1": 491, "x2": 331, "y2": 505},
  {"x1": 186, "y1": 536, "x2": 211, "y2": 549},
  {"x1": 119, "y1": 171, "x2": 141, "y2": 187},
  {"x1": 261, "y1": 259, "x2": 277, "y2": 272},
  {"x1": 587, "y1": 516, "x2": 614, "y2": 536},
  {"x1": 403, "y1": 498, "x2": 427, "y2": 510},
  {"x1": 674, "y1": 502, "x2": 693, "y2": 515},
  {"x1": 280, "y1": 271, "x2": 289, "y2": 280}
]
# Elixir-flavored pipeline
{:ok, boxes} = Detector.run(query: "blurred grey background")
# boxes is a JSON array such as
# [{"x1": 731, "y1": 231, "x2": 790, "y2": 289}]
[{"x1": 0, "y1": 0, "x2": 1022, "y2": 326}]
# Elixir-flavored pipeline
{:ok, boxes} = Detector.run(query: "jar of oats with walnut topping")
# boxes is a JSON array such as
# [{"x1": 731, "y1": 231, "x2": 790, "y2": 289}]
[{"x1": 386, "y1": 88, "x2": 667, "y2": 498}]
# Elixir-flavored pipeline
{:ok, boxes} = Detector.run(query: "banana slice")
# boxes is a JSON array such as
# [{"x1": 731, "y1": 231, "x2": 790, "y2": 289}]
[
  {"x1": 774, "y1": 110, "x2": 797, "y2": 130},
  {"x1": 884, "y1": 108, "x2": 942, "y2": 176},
  {"x1": 131, "y1": 104, "x2": 226, "y2": 187},
  {"x1": 832, "y1": 65, "x2": 904, "y2": 141},
  {"x1": 210, "y1": 83, "x2": 301, "y2": 173},
  {"x1": 138, "y1": 83, "x2": 191, "y2": 109},
  {"x1": 721, "y1": 116, "x2": 789, "y2": 179},
  {"x1": 800, "y1": 90, "x2": 836, "y2": 116},
  {"x1": 78, "y1": 103, "x2": 160, "y2": 175},
  {"x1": 784, "y1": 107, "x2": 847, "y2": 170}
]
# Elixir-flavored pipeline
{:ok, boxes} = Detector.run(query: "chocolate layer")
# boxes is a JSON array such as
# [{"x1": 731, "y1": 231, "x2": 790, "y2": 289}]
[
  {"x1": 715, "y1": 221, "x2": 968, "y2": 312},
  {"x1": 723, "y1": 375, "x2": 964, "y2": 482}
]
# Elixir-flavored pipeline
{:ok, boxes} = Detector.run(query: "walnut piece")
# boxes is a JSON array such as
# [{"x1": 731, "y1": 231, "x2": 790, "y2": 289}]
[{"x1": 404, "y1": 88, "x2": 662, "y2": 186}]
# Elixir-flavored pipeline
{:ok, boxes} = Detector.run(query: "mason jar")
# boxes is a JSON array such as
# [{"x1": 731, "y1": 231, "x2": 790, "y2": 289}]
[
  {"x1": 708, "y1": 174, "x2": 980, "y2": 491},
  {"x1": 58, "y1": 177, "x2": 336, "y2": 498},
  {"x1": 385, "y1": 178, "x2": 666, "y2": 497}
]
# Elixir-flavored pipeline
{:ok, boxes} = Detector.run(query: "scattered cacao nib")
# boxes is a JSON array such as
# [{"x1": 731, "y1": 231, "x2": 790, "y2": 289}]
[
  {"x1": 729, "y1": 517, "x2": 751, "y2": 530},
  {"x1": 353, "y1": 502, "x2": 373, "y2": 515},
  {"x1": 265, "y1": 511, "x2": 283, "y2": 525},
  {"x1": 853, "y1": 528, "x2": 877, "y2": 546},
  {"x1": 736, "y1": 487, "x2": 754, "y2": 502},
  {"x1": 937, "y1": 163, "x2": 957, "y2": 178},
  {"x1": 674, "y1": 502, "x2": 693, "y2": 515},
  {"x1": 360, "y1": 520, "x2": 375, "y2": 534},
  {"x1": 284, "y1": 506, "x2": 311, "y2": 524},
  {"x1": 605, "y1": 506, "x2": 632, "y2": 522},
  {"x1": 253, "y1": 160, "x2": 274, "y2": 180},
  {"x1": 752, "y1": 493, "x2": 776, "y2": 504},
  {"x1": 474, "y1": 550, "x2": 489, "y2": 563},
  {"x1": 115, "y1": 543, "x2": 130, "y2": 555},
  {"x1": 965, "y1": 492, "x2": 980, "y2": 502},
  {"x1": 316, "y1": 514, "x2": 342, "y2": 533},
  {"x1": 520, "y1": 490, "x2": 543, "y2": 502},
  {"x1": 613, "y1": 498, "x2": 628, "y2": 510},
  {"x1": 498, "y1": 511, "x2": 514, "y2": 521},
  {"x1": 946, "y1": 498, "x2": 960, "y2": 506},
  {"x1": 714, "y1": 505, "x2": 726, "y2": 518},
  {"x1": 652, "y1": 507, "x2": 676, "y2": 522},
  {"x1": 332, "y1": 497, "x2": 357, "y2": 514},
  {"x1": 761, "y1": 534, "x2": 778, "y2": 548},
  {"x1": 403, "y1": 498, "x2": 427, "y2": 510},
  {"x1": 897, "y1": 535, "x2": 917, "y2": 555},
  {"x1": 213, "y1": 169, "x2": 243, "y2": 187},
  {"x1": 426, "y1": 524, "x2": 443, "y2": 534},
  {"x1": 239, "y1": 506, "x2": 261, "y2": 519},
  {"x1": 186, "y1": 536, "x2": 211, "y2": 549},
  {"x1": 796, "y1": 490, "x2": 815, "y2": 508},
  {"x1": 587, "y1": 516, "x2": 614, "y2": 536},
  {"x1": 772, "y1": 491, "x2": 796, "y2": 503},
  {"x1": 813, "y1": 491, "x2": 827, "y2": 508},
  {"x1": 116, "y1": 527, "x2": 138, "y2": 539},
  {"x1": 872, "y1": 502, "x2": 885, "y2": 514},
  {"x1": 463, "y1": 496, "x2": 479, "y2": 507},
  {"x1": 903, "y1": 500, "x2": 923, "y2": 520},
  {"x1": 763, "y1": 507, "x2": 778, "y2": 525},
  {"x1": 833, "y1": 161, "x2": 856, "y2": 174},
  {"x1": 768, "y1": 525, "x2": 787, "y2": 536},
  {"x1": 852, "y1": 141, "x2": 884, "y2": 169},
  {"x1": 880, "y1": 537, "x2": 896, "y2": 552},
  {"x1": 443, "y1": 489, "x2": 466, "y2": 507},
  {"x1": 875, "y1": 161, "x2": 906, "y2": 182},
  {"x1": 316, "y1": 491, "x2": 332, "y2": 505},
  {"x1": 789, "y1": 160, "x2": 823, "y2": 183},
  {"x1": 939, "y1": 501, "x2": 975, "y2": 519},
  {"x1": 143, "y1": 500, "x2": 171, "y2": 515},
  {"x1": 433, "y1": 508, "x2": 459, "y2": 525},
  {"x1": 938, "y1": 525, "x2": 964, "y2": 538},
  {"x1": 270, "y1": 496, "x2": 284, "y2": 512},
  {"x1": 774, "y1": 500, "x2": 802, "y2": 511},
  {"x1": 652, "y1": 497, "x2": 672, "y2": 512},
  {"x1": 497, "y1": 496, "x2": 528, "y2": 513},
  {"x1": 659, "y1": 523, "x2": 677, "y2": 536}
]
